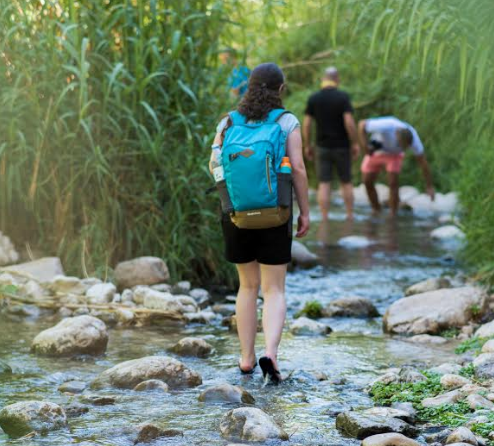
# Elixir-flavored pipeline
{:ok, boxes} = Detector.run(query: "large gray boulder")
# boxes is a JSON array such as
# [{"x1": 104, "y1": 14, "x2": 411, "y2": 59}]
[
  {"x1": 323, "y1": 296, "x2": 379, "y2": 318},
  {"x1": 0, "y1": 401, "x2": 67, "y2": 438},
  {"x1": 31, "y1": 315, "x2": 108, "y2": 357},
  {"x1": 336, "y1": 411, "x2": 418, "y2": 439},
  {"x1": 291, "y1": 241, "x2": 318, "y2": 269},
  {"x1": 383, "y1": 287, "x2": 487, "y2": 335},
  {"x1": 405, "y1": 277, "x2": 451, "y2": 296},
  {"x1": 91, "y1": 356, "x2": 202, "y2": 389},
  {"x1": 114, "y1": 257, "x2": 170, "y2": 290},
  {"x1": 2, "y1": 257, "x2": 64, "y2": 282},
  {"x1": 86, "y1": 283, "x2": 116, "y2": 305},
  {"x1": 220, "y1": 407, "x2": 288, "y2": 441},
  {"x1": 199, "y1": 384, "x2": 255, "y2": 404},
  {"x1": 290, "y1": 317, "x2": 332, "y2": 336}
]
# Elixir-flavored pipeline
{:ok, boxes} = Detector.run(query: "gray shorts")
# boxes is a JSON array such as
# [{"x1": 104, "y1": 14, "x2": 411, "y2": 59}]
[{"x1": 316, "y1": 147, "x2": 352, "y2": 183}]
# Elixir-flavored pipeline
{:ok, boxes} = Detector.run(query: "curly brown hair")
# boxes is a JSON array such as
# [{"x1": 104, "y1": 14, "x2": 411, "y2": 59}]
[{"x1": 237, "y1": 63, "x2": 285, "y2": 121}]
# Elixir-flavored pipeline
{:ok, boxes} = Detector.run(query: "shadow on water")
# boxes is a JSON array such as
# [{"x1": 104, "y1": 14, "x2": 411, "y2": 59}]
[{"x1": 0, "y1": 202, "x2": 462, "y2": 445}]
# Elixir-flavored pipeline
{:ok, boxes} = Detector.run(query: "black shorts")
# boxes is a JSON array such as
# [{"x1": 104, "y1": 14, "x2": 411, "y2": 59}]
[
  {"x1": 316, "y1": 147, "x2": 352, "y2": 183},
  {"x1": 221, "y1": 215, "x2": 292, "y2": 265}
]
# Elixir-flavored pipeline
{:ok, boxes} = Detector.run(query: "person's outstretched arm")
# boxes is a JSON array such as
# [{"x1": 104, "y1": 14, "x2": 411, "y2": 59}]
[
  {"x1": 286, "y1": 127, "x2": 310, "y2": 238},
  {"x1": 344, "y1": 112, "x2": 360, "y2": 160},
  {"x1": 302, "y1": 115, "x2": 314, "y2": 160},
  {"x1": 415, "y1": 155, "x2": 435, "y2": 200}
]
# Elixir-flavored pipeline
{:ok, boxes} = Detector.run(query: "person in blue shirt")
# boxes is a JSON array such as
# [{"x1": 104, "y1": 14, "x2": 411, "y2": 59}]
[{"x1": 219, "y1": 48, "x2": 251, "y2": 98}]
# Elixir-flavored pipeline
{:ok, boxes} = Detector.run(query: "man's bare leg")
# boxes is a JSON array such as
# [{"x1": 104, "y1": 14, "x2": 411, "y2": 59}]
[
  {"x1": 317, "y1": 182, "x2": 331, "y2": 221},
  {"x1": 388, "y1": 172, "x2": 400, "y2": 217},
  {"x1": 341, "y1": 182, "x2": 354, "y2": 221},
  {"x1": 363, "y1": 172, "x2": 381, "y2": 214}
]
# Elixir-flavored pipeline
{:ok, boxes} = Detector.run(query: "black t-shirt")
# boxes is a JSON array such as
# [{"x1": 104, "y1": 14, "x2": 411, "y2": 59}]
[{"x1": 305, "y1": 88, "x2": 354, "y2": 149}]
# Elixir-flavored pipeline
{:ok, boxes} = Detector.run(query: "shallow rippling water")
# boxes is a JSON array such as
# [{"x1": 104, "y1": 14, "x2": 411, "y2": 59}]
[{"x1": 0, "y1": 203, "x2": 462, "y2": 445}]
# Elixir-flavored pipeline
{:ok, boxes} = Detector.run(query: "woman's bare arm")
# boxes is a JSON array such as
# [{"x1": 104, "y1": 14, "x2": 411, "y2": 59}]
[{"x1": 286, "y1": 127, "x2": 310, "y2": 237}]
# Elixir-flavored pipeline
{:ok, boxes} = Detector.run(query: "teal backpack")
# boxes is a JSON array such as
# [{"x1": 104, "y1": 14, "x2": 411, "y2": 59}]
[{"x1": 216, "y1": 108, "x2": 293, "y2": 229}]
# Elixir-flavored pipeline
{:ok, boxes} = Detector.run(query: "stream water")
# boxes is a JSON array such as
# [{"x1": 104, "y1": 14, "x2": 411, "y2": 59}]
[{"x1": 0, "y1": 200, "x2": 462, "y2": 445}]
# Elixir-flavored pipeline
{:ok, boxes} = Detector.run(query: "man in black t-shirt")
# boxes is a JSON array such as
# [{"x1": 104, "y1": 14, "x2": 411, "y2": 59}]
[{"x1": 302, "y1": 67, "x2": 360, "y2": 221}]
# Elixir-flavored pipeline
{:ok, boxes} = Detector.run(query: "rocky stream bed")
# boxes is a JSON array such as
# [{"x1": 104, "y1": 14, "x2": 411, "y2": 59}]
[{"x1": 1, "y1": 185, "x2": 491, "y2": 446}]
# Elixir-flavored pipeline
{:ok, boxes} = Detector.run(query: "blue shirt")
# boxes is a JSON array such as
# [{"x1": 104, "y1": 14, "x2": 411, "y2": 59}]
[{"x1": 229, "y1": 66, "x2": 250, "y2": 97}]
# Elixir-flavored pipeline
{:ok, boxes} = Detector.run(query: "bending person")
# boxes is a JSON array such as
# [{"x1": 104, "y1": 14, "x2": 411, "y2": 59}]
[
  {"x1": 303, "y1": 67, "x2": 360, "y2": 221},
  {"x1": 210, "y1": 63, "x2": 310, "y2": 384},
  {"x1": 358, "y1": 116, "x2": 434, "y2": 216}
]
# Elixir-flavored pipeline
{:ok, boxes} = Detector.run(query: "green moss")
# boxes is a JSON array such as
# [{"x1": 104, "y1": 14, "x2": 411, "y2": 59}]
[
  {"x1": 0, "y1": 285, "x2": 18, "y2": 297},
  {"x1": 459, "y1": 363, "x2": 476, "y2": 378},
  {"x1": 441, "y1": 328, "x2": 461, "y2": 339},
  {"x1": 295, "y1": 300, "x2": 324, "y2": 319}
]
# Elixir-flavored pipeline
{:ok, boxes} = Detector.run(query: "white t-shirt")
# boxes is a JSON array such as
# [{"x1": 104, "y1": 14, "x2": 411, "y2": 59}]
[
  {"x1": 216, "y1": 112, "x2": 300, "y2": 137},
  {"x1": 365, "y1": 116, "x2": 424, "y2": 156}
]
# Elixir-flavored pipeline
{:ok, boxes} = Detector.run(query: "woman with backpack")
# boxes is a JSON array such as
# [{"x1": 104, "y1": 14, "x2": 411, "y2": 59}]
[{"x1": 210, "y1": 63, "x2": 310, "y2": 384}]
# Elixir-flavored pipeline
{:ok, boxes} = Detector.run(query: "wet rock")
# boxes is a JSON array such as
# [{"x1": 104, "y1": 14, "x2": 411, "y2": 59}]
[
  {"x1": 82, "y1": 395, "x2": 116, "y2": 406},
  {"x1": 116, "y1": 308, "x2": 135, "y2": 325},
  {"x1": 371, "y1": 372, "x2": 400, "y2": 386},
  {"x1": 7, "y1": 304, "x2": 42, "y2": 318},
  {"x1": 212, "y1": 303, "x2": 236, "y2": 316},
  {"x1": 31, "y1": 315, "x2": 108, "y2": 357},
  {"x1": 172, "y1": 281, "x2": 191, "y2": 295},
  {"x1": 405, "y1": 277, "x2": 451, "y2": 296},
  {"x1": 58, "y1": 307, "x2": 73, "y2": 318},
  {"x1": 407, "y1": 334, "x2": 448, "y2": 345},
  {"x1": 86, "y1": 283, "x2": 116, "y2": 305},
  {"x1": 90, "y1": 309, "x2": 117, "y2": 326},
  {"x1": 189, "y1": 288, "x2": 211, "y2": 308},
  {"x1": 64, "y1": 402, "x2": 89, "y2": 418},
  {"x1": 0, "y1": 401, "x2": 67, "y2": 437},
  {"x1": 422, "y1": 390, "x2": 462, "y2": 407},
  {"x1": 121, "y1": 289, "x2": 134, "y2": 303},
  {"x1": 1, "y1": 257, "x2": 64, "y2": 282},
  {"x1": 446, "y1": 427, "x2": 478, "y2": 445},
  {"x1": 184, "y1": 310, "x2": 217, "y2": 324},
  {"x1": 441, "y1": 374, "x2": 471, "y2": 389},
  {"x1": 460, "y1": 383, "x2": 485, "y2": 396},
  {"x1": 399, "y1": 185, "x2": 420, "y2": 202},
  {"x1": 114, "y1": 257, "x2": 170, "y2": 290},
  {"x1": 353, "y1": 183, "x2": 389, "y2": 207},
  {"x1": 50, "y1": 275, "x2": 87, "y2": 295},
  {"x1": 171, "y1": 337, "x2": 213, "y2": 358},
  {"x1": 481, "y1": 339, "x2": 494, "y2": 353},
  {"x1": 430, "y1": 225, "x2": 465, "y2": 241},
  {"x1": 134, "y1": 286, "x2": 184, "y2": 313},
  {"x1": 58, "y1": 380, "x2": 87, "y2": 394},
  {"x1": 335, "y1": 411, "x2": 418, "y2": 439},
  {"x1": 22, "y1": 280, "x2": 46, "y2": 300},
  {"x1": 362, "y1": 407, "x2": 415, "y2": 424},
  {"x1": 466, "y1": 394, "x2": 493, "y2": 410},
  {"x1": 91, "y1": 355, "x2": 202, "y2": 389},
  {"x1": 338, "y1": 236, "x2": 375, "y2": 249},
  {"x1": 0, "y1": 359, "x2": 12, "y2": 375},
  {"x1": 291, "y1": 240, "x2": 318, "y2": 268},
  {"x1": 429, "y1": 363, "x2": 462, "y2": 376},
  {"x1": 323, "y1": 296, "x2": 379, "y2": 318},
  {"x1": 134, "y1": 423, "x2": 182, "y2": 444},
  {"x1": 220, "y1": 407, "x2": 288, "y2": 441},
  {"x1": 0, "y1": 231, "x2": 19, "y2": 266},
  {"x1": 199, "y1": 384, "x2": 255, "y2": 404},
  {"x1": 290, "y1": 317, "x2": 332, "y2": 336},
  {"x1": 399, "y1": 369, "x2": 426, "y2": 383},
  {"x1": 383, "y1": 287, "x2": 487, "y2": 335},
  {"x1": 133, "y1": 379, "x2": 169, "y2": 392},
  {"x1": 313, "y1": 371, "x2": 329, "y2": 381},
  {"x1": 73, "y1": 307, "x2": 89, "y2": 316},
  {"x1": 475, "y1": 321, "x2": 494, "y2": 339},
  {"x1": 391, "y1": 403, "x2": 416, "y2": 423},
  {"x1": 473, "y1": 353, "x2": 494, "y2": 379},
  {"x1": 222, "y1": 314, "x2": 262, "y2": 332},
  {"x1": 362, "y1": 433, "x2": 421, "y2": 446}
]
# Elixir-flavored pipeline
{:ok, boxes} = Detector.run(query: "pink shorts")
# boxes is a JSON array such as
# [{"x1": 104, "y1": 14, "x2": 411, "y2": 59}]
[{"x1": 361, "y1": 153, "x2": 405, "y2": 174}]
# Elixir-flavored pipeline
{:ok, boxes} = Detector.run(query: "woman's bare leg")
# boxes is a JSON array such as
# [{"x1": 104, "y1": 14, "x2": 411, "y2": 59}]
[
  {"x1": 260, "y1": 263, "x2": 287, "y2": 371},
  {"x1": 235, "y1": 261, "x2": 261, "y2": 371}
]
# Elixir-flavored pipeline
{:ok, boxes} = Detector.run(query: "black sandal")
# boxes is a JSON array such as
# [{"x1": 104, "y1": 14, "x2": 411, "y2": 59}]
[
  {"x1": 238, "y1": 360, "x2": 257, "y2": 375},
  {"x1": 259, "y1": 356, "x2": 282, "y2": 385}
]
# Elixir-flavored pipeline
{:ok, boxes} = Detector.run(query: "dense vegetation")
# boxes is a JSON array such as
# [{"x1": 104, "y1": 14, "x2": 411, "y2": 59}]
[{"x1": 0, "y1": 0, "x2": 493, "y2": 284}]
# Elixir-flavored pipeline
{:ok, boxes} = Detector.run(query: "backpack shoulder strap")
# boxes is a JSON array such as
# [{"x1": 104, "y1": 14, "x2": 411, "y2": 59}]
[
  {"x1": 266, "y1": 108, "x2": 292, "y2": 124},
  {"x1": 228, "y1": 110, "x2": 247, "y2": 126}
]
